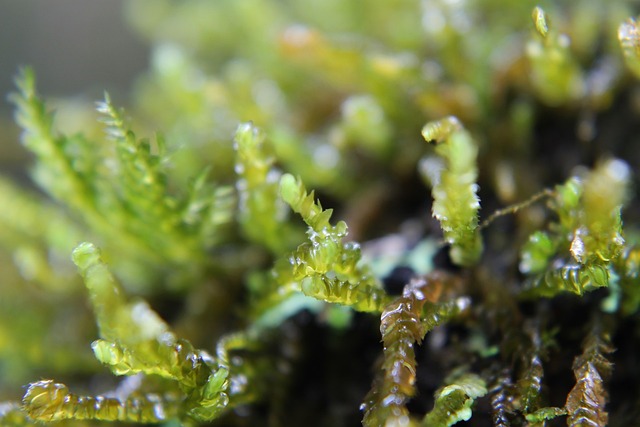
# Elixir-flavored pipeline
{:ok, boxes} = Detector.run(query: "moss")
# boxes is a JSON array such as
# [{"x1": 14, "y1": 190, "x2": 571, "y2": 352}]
[{"x1": 2, "y1": 1, "x2": 640, "y2": 426}]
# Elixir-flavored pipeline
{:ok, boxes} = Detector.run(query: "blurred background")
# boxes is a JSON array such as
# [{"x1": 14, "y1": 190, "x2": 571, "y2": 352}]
[{"x1": 0, "y1": 0, "x2": 148, "y2": 178}]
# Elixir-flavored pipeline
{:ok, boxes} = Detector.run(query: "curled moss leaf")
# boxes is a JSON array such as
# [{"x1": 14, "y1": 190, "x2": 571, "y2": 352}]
[
  {"x1": 335, "y1": 94, "x2": 392, "y2": 159},
  {"x1": 72, "y1": 242, "x2": 167, "y2": 343},
  {"x1": 421, "y1": 373, "x2": 488, "y2": 427},
  {"x1": 279, "y1": 173, "x2": 335, "y2": 233},
  {"x1": 0, "y1": 176, "x2": 82, "y2": 291},
  {"x1": 580, "y1": 159, "x2": 629, "y2": 263},
  {"x1": 421, "y1": 117, "x2": 482, "y2": 267},
  {"x1": 519, "y1": 353, "x2": 545, "y2": 414},
  {"x1": 524, "y1": 262, "x2": 610, "y2": 297}
]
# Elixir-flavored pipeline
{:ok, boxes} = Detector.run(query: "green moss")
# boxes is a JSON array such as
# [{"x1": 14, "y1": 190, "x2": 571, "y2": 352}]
[{"x1": 2, "y1": 1, "x2": 640, "y2": 426}]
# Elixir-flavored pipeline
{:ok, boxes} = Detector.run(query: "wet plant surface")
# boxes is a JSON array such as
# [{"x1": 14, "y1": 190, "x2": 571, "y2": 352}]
[{"x1": 2, "y1": 1, "x2": 640, "y2": 426}]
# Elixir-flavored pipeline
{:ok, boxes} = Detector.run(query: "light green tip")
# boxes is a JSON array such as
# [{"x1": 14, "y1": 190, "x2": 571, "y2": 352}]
[
  {"x1": 279, "y1": 173, "x2": 298, "y2": 206},
  {"x1": 532, "y1": 6, "x2": 549, "y2": 38},
  {"x1": 71, "y1": 242, "x2": 100, "y2": 270},
  {"x1": 421, "y1": 116, "x2": 462, "y2": 144}
]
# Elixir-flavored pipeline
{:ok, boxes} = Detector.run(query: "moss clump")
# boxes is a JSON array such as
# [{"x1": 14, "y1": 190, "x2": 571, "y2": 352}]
[{"x1": 2, "y1": 1, "x2": 640, "y2": 426}]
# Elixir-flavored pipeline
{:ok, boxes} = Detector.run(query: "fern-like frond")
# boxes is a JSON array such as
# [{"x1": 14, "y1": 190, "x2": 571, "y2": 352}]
[
  {"x1": 11, "y1": 70, "x2": 236, "y2": 290},
  {"x1": 10, "y1": 68, "x2": 97, "y2": 215},
  {"x1": 524, "y1": 407, "x2": 567, "y2": 424}
]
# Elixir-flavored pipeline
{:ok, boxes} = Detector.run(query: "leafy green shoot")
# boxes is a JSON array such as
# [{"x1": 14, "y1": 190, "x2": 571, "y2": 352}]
[
  {"x1": 11, "y1": 69, "x2": 236, "y2": 290},
  {"x1": 362, "y1": 272, "x2": 469, "y2": 426},
  {"x1": 525, "y1": 407, "x2": 567, "y2": 424},
  {"x1": 526, "y1": 6, "x2": 583, "y2": 105},
  {"x1": 421, "y1": 372, "x2": 488, "y2": 427},
  {"x1": 20, "y1": 242, "x2": 270, "y2": 423},
  {"x1": 521, "y1": 159, "x2": 630, "y2": 297},
  {"x1": 234, "y1": 122, "x2": 302, "y2": 254},
  {"x1": 421, "y1": 116, "x2": 482, "y2": 267},
  {"x1": 564, "y1": 320, "x2": 614, "y2": 427},
  {"x1": 23, "y1": 380, "x2": 181, "y2": 423},
  {"x1": 269, "y1": 174, "x2": 390, "y2": 313}
]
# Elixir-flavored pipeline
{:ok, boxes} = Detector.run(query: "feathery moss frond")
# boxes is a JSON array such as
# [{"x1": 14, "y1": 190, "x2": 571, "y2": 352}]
[
  {"x1": 421, "y1": 117, "x2": 482, "y2": 267},
  {"x1": 10, "y1": 68, "x2": 97, "y2": 214},
  {"x1": 11, "y1": 70, "x2": 236, "y2": 290}
]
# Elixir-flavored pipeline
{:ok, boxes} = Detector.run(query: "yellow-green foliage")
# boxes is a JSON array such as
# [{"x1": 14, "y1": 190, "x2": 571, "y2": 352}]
[
  {"x1": 422, "y1": 373, "x2": 488, "y2": 427},
  {"x1": 2, "y1": 1, "x2": 640, "y2": 426},
  {"x1": 421, "y1": 117, "x2": 482, "y2": 267},
  {"x1": 521, "y1": 160, "x2": 629, "y2": 297}
]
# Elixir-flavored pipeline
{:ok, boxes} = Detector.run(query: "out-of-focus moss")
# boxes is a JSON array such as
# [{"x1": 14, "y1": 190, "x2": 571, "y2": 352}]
[{"x1": 2, "y1": 1, "x2": 640, "y2": 426}]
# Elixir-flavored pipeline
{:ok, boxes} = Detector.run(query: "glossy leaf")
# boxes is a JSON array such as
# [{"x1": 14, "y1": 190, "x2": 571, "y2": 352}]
[{"x1": 362, "y1": 272, "x2": 468, "y2": 426}]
